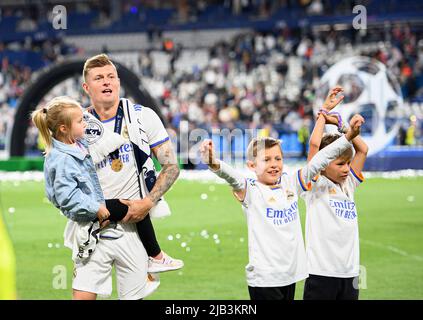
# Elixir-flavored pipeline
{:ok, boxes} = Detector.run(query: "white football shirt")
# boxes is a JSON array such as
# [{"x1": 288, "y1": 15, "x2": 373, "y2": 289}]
[
  {"x1": 303, "y1": 167, "x2": 363, "y2": 278},
  {"x1": 94, "y1": 106, "x2": 169, "y2": 238},
  {"x1": 229, "y1": 135, "x2": 353, "y2": 287},
  {"x1": 95, "y1": 107, "x2": 169, "y2": 200},
  {"x1": 242, "y1": 173, "x2": 309, "y2": 287}
]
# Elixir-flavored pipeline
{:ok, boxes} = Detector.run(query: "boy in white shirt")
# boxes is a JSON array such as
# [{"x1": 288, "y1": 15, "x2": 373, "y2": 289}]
[
  {"x1": 303, "y1": 86, "x2": 369, "y2": 300},
  {"x1": 199, "y1": 115, "x2": 364, "y2": 300}
]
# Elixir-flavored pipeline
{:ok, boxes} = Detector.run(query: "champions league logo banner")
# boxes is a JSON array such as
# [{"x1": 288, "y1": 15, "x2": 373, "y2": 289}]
[{"x1": 315, "y1": 56, "x2": 405, "y2": 156}]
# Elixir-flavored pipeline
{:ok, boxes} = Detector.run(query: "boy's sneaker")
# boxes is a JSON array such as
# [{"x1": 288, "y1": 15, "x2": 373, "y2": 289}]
[{"x1": 148, "y1": 252, "x2": 184, "y2": 273}]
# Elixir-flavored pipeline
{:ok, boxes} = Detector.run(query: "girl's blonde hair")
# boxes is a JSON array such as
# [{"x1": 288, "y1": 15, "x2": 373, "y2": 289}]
[{"x1": 31, "y1": 96, "x2": 82, "y2": 154}]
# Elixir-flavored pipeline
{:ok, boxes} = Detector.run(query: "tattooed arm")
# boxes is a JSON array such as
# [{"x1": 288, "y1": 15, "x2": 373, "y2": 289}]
[
  {"x1": 148, "y1": 140, "x2": 180, "y2": 203},
  {"x1": 120, "y1": 140, "x2": 179, "y2": 223}
]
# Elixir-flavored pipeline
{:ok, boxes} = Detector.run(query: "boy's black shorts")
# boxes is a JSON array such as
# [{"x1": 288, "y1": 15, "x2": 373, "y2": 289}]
[
  {"x1": 248, "y1": 283, "x2": 296, "y2": 300},
  {"x1": 303, "y1": 274, "x2": 359, "y2": 300}
]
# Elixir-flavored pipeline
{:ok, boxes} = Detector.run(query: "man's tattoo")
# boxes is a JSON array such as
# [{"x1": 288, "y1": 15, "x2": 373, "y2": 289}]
[
  {"x1": 148, "y1": 141, "x2": 180, "y2": 203},
  {"x1": 148, "y1": 164, "x2": 179, "y2": 203}
]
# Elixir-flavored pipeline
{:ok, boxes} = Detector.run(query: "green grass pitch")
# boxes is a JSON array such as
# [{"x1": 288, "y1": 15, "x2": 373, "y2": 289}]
[{"x1": 1, "y1": 176, "x2": 422, "y2": 299}]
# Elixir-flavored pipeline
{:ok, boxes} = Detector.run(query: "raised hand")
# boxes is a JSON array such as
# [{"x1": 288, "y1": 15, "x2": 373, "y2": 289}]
[
  {"x1": 199, "y1": 139, "x2": 220, "y2": 170},
  {"x1": 345, "y1": 114, "x2": 365, "y2": 141},
  {"x1": 320, "y1": 113, "x2": 341, "y2": 126},
  {"x1": 322, "y1": 86, "x2": 344, "y2": 112}
]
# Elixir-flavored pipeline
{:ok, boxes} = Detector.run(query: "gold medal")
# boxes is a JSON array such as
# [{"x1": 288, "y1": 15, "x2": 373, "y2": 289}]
[
  {"x1": 111, "y1": 159, "x2": 123, "y2": 172},
  {"x1": 122, "y1": 125, "x2": 129, "y2": 139}
]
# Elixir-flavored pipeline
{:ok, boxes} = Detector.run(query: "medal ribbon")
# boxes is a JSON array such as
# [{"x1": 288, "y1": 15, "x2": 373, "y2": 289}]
[{"x1": 90, "y1": 102, "x2": 124, "y2": 161}]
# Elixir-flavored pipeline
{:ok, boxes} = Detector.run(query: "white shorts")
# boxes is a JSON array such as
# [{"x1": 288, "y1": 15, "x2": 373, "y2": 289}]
[{"x1": 72, "y1": 223, "x2": 149, "y2": 300}]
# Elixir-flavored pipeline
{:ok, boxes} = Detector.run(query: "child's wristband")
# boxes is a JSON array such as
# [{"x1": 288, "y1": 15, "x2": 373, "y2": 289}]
[
  {"x1": 327, "y1": 111, "x2": 343, "y2": 131},
  {"x1": 316, "y1": 109, "x2": 328, "y2": 120}
]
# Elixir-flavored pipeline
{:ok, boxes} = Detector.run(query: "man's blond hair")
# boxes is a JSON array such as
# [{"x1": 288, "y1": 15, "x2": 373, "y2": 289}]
[{"x1": 83, "y1": 53, "x2": 117, "y2": 82}]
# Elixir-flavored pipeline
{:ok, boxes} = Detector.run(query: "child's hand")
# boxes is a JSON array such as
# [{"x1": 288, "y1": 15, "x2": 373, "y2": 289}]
[
  {"x1": 200, "y1": 139, "x2": 220, "y2": 171},
  {"x1": 345, "y1": 114, "x2": 365, "y2": 141},
  {"x1": 96, "y1": 204, "x2": 110, "y2": 223},
  {"x1": 322, "y1": 86, "x2": 344, "y2": 111},
  {"x1": 321, "y1": 113, "x2": 340, "y2": 126}
]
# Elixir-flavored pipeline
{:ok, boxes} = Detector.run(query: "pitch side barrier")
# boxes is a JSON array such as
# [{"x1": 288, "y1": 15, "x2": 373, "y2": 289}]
[{"x1": 364, "y1": 146, "x2": 423, "y2": 171}]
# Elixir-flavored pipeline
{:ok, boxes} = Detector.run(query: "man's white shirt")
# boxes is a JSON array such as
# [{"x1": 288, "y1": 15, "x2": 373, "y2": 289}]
[
  {"x1": 303, "y1": 168, "x2": 363, "y2": 278},
  {"x1": 94, "y1": 107, "x2": 169, "y2": 238}
]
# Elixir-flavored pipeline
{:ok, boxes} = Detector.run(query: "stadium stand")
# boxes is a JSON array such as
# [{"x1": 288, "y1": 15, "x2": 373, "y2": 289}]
[{"x1": 0, "y1": 0, "x2": 422, "y2": 164}]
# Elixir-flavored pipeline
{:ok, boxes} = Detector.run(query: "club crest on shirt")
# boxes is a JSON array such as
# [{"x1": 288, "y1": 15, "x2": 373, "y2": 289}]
[
  {"x1": 84, "y1": 117, "x2": 103, "y2": 145},
  {"x1": 268, "y1": 196, "x2": 276, "y2": 204},
  {"x1": 329, "y1": 188, "x2": 337, "y2": 195}
]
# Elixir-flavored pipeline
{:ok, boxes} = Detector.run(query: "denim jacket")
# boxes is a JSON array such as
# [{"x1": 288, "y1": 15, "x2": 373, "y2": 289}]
[{"x1": 44, "y1": 138, "x2": 104, "y2": 222}]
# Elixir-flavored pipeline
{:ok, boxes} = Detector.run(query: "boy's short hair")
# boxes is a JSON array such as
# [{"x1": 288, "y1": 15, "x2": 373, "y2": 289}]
[
  {"x1": 247, "y1": 137, "x2": 283, "y2": 161},
  {"x1": 83, "y1": 53, "x2": 117, "y2": 82},
  {"x1": 320, "y1": 133, "x2": 353, "y2": 160}
]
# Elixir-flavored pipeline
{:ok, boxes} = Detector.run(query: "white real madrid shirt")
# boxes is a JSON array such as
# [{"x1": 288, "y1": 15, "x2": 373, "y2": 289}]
[
  {"x1": 94, "y1": 107, "x2": 169, "y2": 238},
  {"x1": 303, "y1": 168, "x2": 364, "y2": 278},
  {"x1": 95, "y1": 107, "x2": 169, "y2": 200},
  {"x1": 242, "y1": 174, "x2": 309, "y2": 287},
  {"x1": 216, "y1": 135, "x2": 353, "y2": 287}
]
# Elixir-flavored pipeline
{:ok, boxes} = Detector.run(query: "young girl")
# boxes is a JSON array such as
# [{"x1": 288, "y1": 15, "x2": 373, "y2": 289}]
[
  {"x1": 33, "y1": 96, "x2": 160, "y2": 300},
  {"x1": 303, "y1": 86, "x2": 369, "y2": 300},
  {"x1": 32, "y1": 96, "x2": 111, "y2": 261},
  {"x1": 199, "y1": 115, "x2": 364, "y2": 300}
]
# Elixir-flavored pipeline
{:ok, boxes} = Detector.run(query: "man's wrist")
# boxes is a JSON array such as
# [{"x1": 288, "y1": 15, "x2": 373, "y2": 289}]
[{"x1": 145, "y1": 195, "x2": 156, "y2": 207}]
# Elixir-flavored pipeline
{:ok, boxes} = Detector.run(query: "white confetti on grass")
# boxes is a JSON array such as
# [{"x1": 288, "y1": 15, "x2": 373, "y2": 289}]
[
  {"x1": 176, "y1": 233, "x2": 181, "y2": 239},
  {"x1": 181, "y1": 242, "x2": 187, "y2": 248},
  {"x1": 213, "y1": 234, "x2": 219, "y2": 240},
  {"x1": 55, "y1": 243, "x2": 60, "y2": 249},
  {"x1": 167, "y1": 235, "x2": 174, "y2": 241},
  {"x1": 215, "y1": 239, "x2": 221, "y2": 244},
  {"x1": 8, "y1": 207, "x2": 15, "y2": 214},
  {"x1": 240, "y1": 237, "x2": 245, "y2": 243},
  {"x1": 200, "y1": 193, "x2": 208, "y2": 200},
  {"x1": 186, "y1": 247, "x2": 191, "y2": 252},
  {"x1": 48, "y1": 243, "x2": 53, "y2": 248},
  {"x1": 407, "y1": 196, "x2": 415, "y2": 202},
  {"x1": 200, "y1": 230, "x2": 208, "y2": 237},
  {"x1": 209, "y1": 185, "x2": 216, "y2": 192}
]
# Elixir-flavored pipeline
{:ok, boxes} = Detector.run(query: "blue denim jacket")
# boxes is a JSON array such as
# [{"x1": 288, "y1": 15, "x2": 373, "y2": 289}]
[{"x1": 44, "y1": 138, "x2": 104, "y2": 222}]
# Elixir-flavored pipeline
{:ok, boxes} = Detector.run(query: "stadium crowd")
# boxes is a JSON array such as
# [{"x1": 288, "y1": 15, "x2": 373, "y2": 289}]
[{"x1": 0, "y1": 4, "x2": 422, "y2": 153}]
